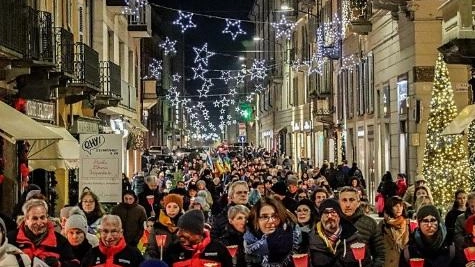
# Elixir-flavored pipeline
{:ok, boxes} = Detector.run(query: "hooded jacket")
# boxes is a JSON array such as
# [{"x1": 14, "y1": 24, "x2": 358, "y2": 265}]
[
  {"x1": 343, "y1": 207, "x2": 385, "y2": 267},
  {"x1": 0, "y1": 217, "x2": 31, "y2": 267},
  {"x1": 81, "y1": 237, "x2": 144, "y2": 267},
  {"x1": 111, "y1": 201, "x2": 147, "y2": 246}
]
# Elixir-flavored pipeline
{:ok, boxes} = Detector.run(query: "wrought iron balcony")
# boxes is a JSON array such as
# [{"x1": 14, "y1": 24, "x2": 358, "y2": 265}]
[
  {"x1": 372, "y1": 0, "x2": 407, "y2": 12},
  {"x1": 438, "y1": 0, "x2": 475, "y2": 65},
  {"x1": 55, "y1": 27, "x2": 74, "y2": 76},
  {"x1": 349, "y1": 0, "x2": 372, "y2": 34},
  {"x1": 24, "y1": 6, "x2": 54, "y2": 64},
  {"x1": 0, "y1": 0, "x2": 26, "y2": 58},
  {"x1": 99, "y1": 61, "x2": 121, "y2": 98},
  {"x1": 106, "y1": 0, "x2": 127, "y2": 6},
  {"x1": 70, "y1": 43, "x2": 100, "y2": 91},
  {"x1": 128, "y1": 4, "x2": 152, "y2": 38}
]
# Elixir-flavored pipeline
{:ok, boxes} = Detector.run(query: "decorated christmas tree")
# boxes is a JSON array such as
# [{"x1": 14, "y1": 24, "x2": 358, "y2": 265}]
[{"x1": 422, "y1": 54, "x2": 470, "y2": 209}]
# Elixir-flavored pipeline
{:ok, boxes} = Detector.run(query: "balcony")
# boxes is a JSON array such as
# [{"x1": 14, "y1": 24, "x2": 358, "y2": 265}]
[
  {"x1": 106, "y1": 0, "x2": 127, "y2": 15},
  {"x1": 372, "y1": 0, "x2": 407, "y2": 12},
  {"x1": 349, "y1": 0, "x2": 372, "y2": 34},
  {"x1": 128, "y1": 4, "x2": 152, "y2": 38},
  {"x1": 438, "y1": 0, "x2": 475, "y2": 65},
  {"x1": 143, "y1": 79, "x2": 158, "y2": 109},
  {"x1": 21, "y1": 7, "x2": 54, "y2": 66},
  {"x1": 54, "y1": 27, "x2": 74, "y2": 77},
  {"x1": 70, "y1": 43, "x2": 100, "y2": 93},
  {"x1": 0, "y1": 0, "x2": 26, "y2": 59},
  {"x1": 95, "y1": 61, "x2": 121, "y2": 110}
]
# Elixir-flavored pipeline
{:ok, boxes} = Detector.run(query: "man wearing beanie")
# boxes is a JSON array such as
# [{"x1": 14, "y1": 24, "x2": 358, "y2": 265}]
[
  {"x1": 164, "y1": 209, "x2": 232, "y2": 267},
  {"x1": 399, "y1": 205, "x2": 459, "y2": 267},
  {"x1": 309, "y1": 198, "x2": 373, "y2": 266},
  {"x1": 112, "y1": 190, "x2": 147, "y2": 246},
  {"x1": 338, "y1": 186, "x2": 385, "y2": 267}
]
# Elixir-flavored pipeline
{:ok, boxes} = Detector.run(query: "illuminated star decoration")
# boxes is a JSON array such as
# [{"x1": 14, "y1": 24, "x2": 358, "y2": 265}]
[
  {"x1": 254, "y1": 84, "x2": 265, "y2": 93},
  {"x1": 173, "y1": 11, "x2": 196, "y2": 33},
  {"x1": 222, "y1": 19, "x2": 246, "y2": 40},
  {"x1": 146, "y1": 58, "x2": 162, "y2": 80},
  {"x1": 197, "y1": 87, "x2": 209, "y2": 98},
  {"x1": 234, "y1": 71, "x2": 245, "y2": 85},
  {"x1": 229, "y1": 88, "x2": 237, "y2": 96},
  {"x1": 159, "y1": 37, "x2": 177, "y2": 56},
  {"x1": 246, "y1": 94, "x2": 254, "y2": 102},
  {"x1": 271, "y1": 15, "x2": 297, "y2": 40},
  {"x1": 221, "y1": 97, "x2": 230, "y2": 107},
  {"x1": 202, "y1": 78, "x2": 214, "y2": 90},
  {"x1": 220, "y1": 71, "x2": 232, "y2": 84},
  {"x1": 192, "y1": 64, "x2": 208, "y2": 80},
  {"x1": 250, "y1": 59, "x2": 267, "y2": 80},
  {"x1": 172, "y1": 73, "x2": 182, "y2": 82},
  {"x1": 193, "y1": 43, "x2": 215, "y2": 66}
]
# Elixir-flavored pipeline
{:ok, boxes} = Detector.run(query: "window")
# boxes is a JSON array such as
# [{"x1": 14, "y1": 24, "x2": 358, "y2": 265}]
[
  {"x1": 397, "y1": 75, "x2": 408, "y2": 115},
  {"x1": 383, "y1": 84, "x2": 390, "y2": 117},
  {"x1": 367, "y1": 52, "x2": 374, "y2": 114}
]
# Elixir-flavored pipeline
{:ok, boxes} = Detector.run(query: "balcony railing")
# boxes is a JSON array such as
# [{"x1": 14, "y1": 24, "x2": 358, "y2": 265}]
[
  {"x1": 128, "y1": 5, "x2": 151, "y2": 37},
  {"x1": 0, "y1": 0, "x2": 26, "y2": 56},
  {"x1": 25, "y1": 7, "x2": 54, "y2": 63},
  {"x1": 106, "y1": 0, "x2": 127, "y2": 6},
  {"x1": 55, "y1": 27, "x2": 74, "y2": 75},
  {"x1": 100, "y1": 61, "x2": 121, "y2": 98},
  {"x1": 71, "y1": 43, "x2": 100, "y2": 90}
]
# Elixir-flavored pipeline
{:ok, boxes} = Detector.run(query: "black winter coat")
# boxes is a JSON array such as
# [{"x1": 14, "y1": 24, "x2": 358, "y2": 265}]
[{"x1": 218, "y1": 224, "x2": 246, "y2": 266}]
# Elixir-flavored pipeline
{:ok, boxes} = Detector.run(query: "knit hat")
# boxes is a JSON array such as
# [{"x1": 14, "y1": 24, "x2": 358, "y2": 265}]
[
  {"x1": 271, "y1": 181, "x2": 288, "y2": 196},
  {"x1": 177, "y1": 209, "x2": 205, "y2": 235},
  {"x1": 163, "y1": 193, "x2": 184, "y2": 210},
  {"x1": 193, "y1": 196, "x2": 207, "y2": 209},
  {"x1": 318, "y1": 198, "x2": 343, "y2": 217},
  {"x1": 139, "y1": 259, "x2": 169, "y2": 267},
  {"x1": 65, "y1": 213, "x2": 88, "y2": 234},
  {"x1": 416, "y1": 205, "x2": 441, "y2": 222},
  {"x1": 415, "y1": 175, "x2": 426, "y2": 183}
]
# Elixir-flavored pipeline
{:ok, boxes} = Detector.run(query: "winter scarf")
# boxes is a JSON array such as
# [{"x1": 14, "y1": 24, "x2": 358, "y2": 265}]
[
  {"x1": 24, "y1": 226, "x2": 48, "y2": 247},
  {"x1": 158, "y1": 210, "x2": 178, "y2": 233},
  {"x1": 98, "y1": 237, "x2": 127, "y2": 267},
  {"x1": 414, "y1": 223, "x2": 447, "y2": 253},
  {"x1": 384, "y1": 215, "x2": 409, "y2": 251},
  {"x1": 315, "y1": 221, "x2": 342, "y2": 254}
]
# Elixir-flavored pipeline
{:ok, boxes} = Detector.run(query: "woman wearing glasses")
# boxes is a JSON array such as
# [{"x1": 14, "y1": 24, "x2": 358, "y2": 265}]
[
  {"x1": 295, "y1": 199, "x2": 317, "y2": 254},
  {"x1": 399, "y1": 205, "x2": 459, "y2": 267},
  {"x1": 244, "y1": 197, "x2": 301, "y2": 267}
]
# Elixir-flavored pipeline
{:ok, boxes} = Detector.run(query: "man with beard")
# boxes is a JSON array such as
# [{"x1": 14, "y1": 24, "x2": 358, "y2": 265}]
[
  {"x1": 309, "y1": 198, "x2": 373, "y2": 266},
  {"x1": 165, "y1": 209, "x2": 232, "y2": 266},
  {"x1": 339, "y1": 187, "x2": 385, "y2": 267},
  {"x1": 8, "y1": 199, "x2": 79, "y2": 266},
  {"x1": 111, "y1": 190, "x2": 147, "y2": 246}
]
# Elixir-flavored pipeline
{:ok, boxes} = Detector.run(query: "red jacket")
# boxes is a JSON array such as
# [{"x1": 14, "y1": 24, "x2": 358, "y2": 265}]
[
  {"x1": 81, "y1": 237, "x2": 144, "y2": 267},
  {"x1": 8, "y1": 221, "x2": 79, "y2": 266}
]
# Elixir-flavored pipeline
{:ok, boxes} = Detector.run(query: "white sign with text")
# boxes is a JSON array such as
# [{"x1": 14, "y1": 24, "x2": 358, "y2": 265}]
[{"x1": 79, "y1": 134, "x2": 122, "y2": 202}]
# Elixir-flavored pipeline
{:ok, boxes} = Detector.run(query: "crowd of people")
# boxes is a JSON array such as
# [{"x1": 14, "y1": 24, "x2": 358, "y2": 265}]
[{"x1": 1, "y1": 151, "x2": 475, "y2": 267}]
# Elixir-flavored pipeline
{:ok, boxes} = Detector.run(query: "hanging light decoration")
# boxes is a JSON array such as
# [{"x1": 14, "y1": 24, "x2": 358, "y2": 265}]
[
  {"x1": 173, "y1": 11, "x2": 197, "y2": 33},
  {"x1": 222, "y1": 19, "x2": 247, "y2": 40},
  {"x1": 271, "y1": 15, "x2": 297, "y2": 40}
]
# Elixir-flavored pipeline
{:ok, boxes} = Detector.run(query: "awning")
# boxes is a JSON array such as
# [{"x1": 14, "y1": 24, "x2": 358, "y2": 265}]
[
  {"x1": 28, "y1": 125, "x2": 80, "y2": 170},
  {"x1": 0, "y1": 101, "x2": 62, "y2": 143},
  {"x1": 442, "y1": 104, "x2": 475, "y2": 135},
  {"x1": 99, "y1": 106, "x2": 136, "y2": 118},
  {"x1": 126, "y1": 118, "x2": 148, "y2": 132}
]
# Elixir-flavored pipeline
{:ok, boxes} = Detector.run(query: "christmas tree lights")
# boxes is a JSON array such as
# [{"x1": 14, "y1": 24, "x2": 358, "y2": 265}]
[
  {"x1": 422, "y1": 54, "x2": 470, "y2": 209},
  {"x1": 469, "y1": 122, "x2": 475, "y2": 188},
  {"x1": 222, "y1": 19, "x2": 246, "y2": 40}
]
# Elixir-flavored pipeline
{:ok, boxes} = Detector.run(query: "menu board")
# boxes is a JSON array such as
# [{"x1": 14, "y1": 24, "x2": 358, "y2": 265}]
[{"x1": 79, "y1": 134, "x2": 122, "y2": 202}]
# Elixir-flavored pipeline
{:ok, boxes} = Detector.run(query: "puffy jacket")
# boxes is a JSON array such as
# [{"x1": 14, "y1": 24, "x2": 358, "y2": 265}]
[
  {"x1": 343, "y1": 207, "x2": 385, "y2": 267},
  {"x1": 144, "y1": 210, "x2": 180, "y2": 260},
  {"x1": 0, "y1": 242, "x2": 31, "y2": 267},
  {"x1": 164, "y1": 230, "x2": 232, "y2": 267},
  {"x1": 81, "y1": 237, "x2": 144, "y2": 267},
  {"x1": 8, "y1": 222, "x2": 79, "y2": 267}
]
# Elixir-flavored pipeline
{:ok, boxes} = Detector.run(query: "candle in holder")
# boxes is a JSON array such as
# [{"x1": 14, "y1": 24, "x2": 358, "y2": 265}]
[
  {"x1": 409, "y1": 220, "x2": 418, "y2": 232},
  {"x1": 155, "y1": 234, "x2": 167, "y2": 260},
  {"x1": 409, "y1": 258, "x2": 424, "y2": 267},
  {"x1": 464, "y1": 247, "x2": 475, "y2": 261},
  {"x1": 291, "y1": 254, "x2": 309, "y2": 267},
  {"x1": 350, "y1": 242, "x2": 366, "y2": 267},
  {"x1": 146, "y1": 195, "x2": 155, "y2": 206},
  {"x1": 226, "y1": 245, "x2": 238, "y2": 258}
]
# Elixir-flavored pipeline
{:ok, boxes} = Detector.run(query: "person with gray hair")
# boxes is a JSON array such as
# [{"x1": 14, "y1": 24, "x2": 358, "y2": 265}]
[
  {"x1": 138, "y1": 175, "x2": 162, "y2": 217},
  {"x1": 8, "y1": 199, "x2": 79, "y2": 266},
  {"x1": 82, "y1": 214, "x2": 144, "y2": 266},
  {"x1": 218, "y1": 205, "x2": 250, "y2": 266}
]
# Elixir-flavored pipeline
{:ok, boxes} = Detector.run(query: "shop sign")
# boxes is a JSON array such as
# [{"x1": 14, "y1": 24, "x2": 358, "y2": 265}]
[
  {"x1": 25, "y1": 100, "x2": 54, "y2": 121},
  {"x1": 71, "y1": 118, "x2": 99, "y2": 134}
]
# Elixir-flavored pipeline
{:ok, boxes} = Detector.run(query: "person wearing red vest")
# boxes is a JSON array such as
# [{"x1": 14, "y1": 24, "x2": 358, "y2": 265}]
[
  {"x1": 8, "y1": 199, "x2": 79, "y2": 267},
  {"x1": 164, "y1": 209, "x2": 232, "y2": 267},
  {"x1": 81, "y1": 214, "x2": 144, "y2": 267}
]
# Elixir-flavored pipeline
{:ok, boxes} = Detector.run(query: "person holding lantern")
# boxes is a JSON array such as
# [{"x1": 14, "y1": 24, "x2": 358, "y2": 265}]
[
  {"x1": 145, "y1": 193, "x2": 183, "y2": 260},
  {"x1": 399, "y1": 205, "x2": 458, "y2": 267},
  {"x1": 309, "y1": 198, "x2": 372, "y2": 266},
  {"x1": 218, "y1": 204, "x2": 250, "y2": 266}
]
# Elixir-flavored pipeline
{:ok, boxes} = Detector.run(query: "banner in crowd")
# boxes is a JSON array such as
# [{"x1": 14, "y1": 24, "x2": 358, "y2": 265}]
[{"x1": 79, "y1": 134, "x2": 122, "y2": 202}]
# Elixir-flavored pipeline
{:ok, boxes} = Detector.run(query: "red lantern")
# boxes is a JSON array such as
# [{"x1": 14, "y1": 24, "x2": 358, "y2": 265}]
[
  {"x1": 14, "y1": 98, "x2": 27, "y2": 113},
  {"x1": 226, "y1": 245, "x2": 238, "y2": 258},
  {"x1": 20, "y1": 163, "x2": 29, "y2": 178}
]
